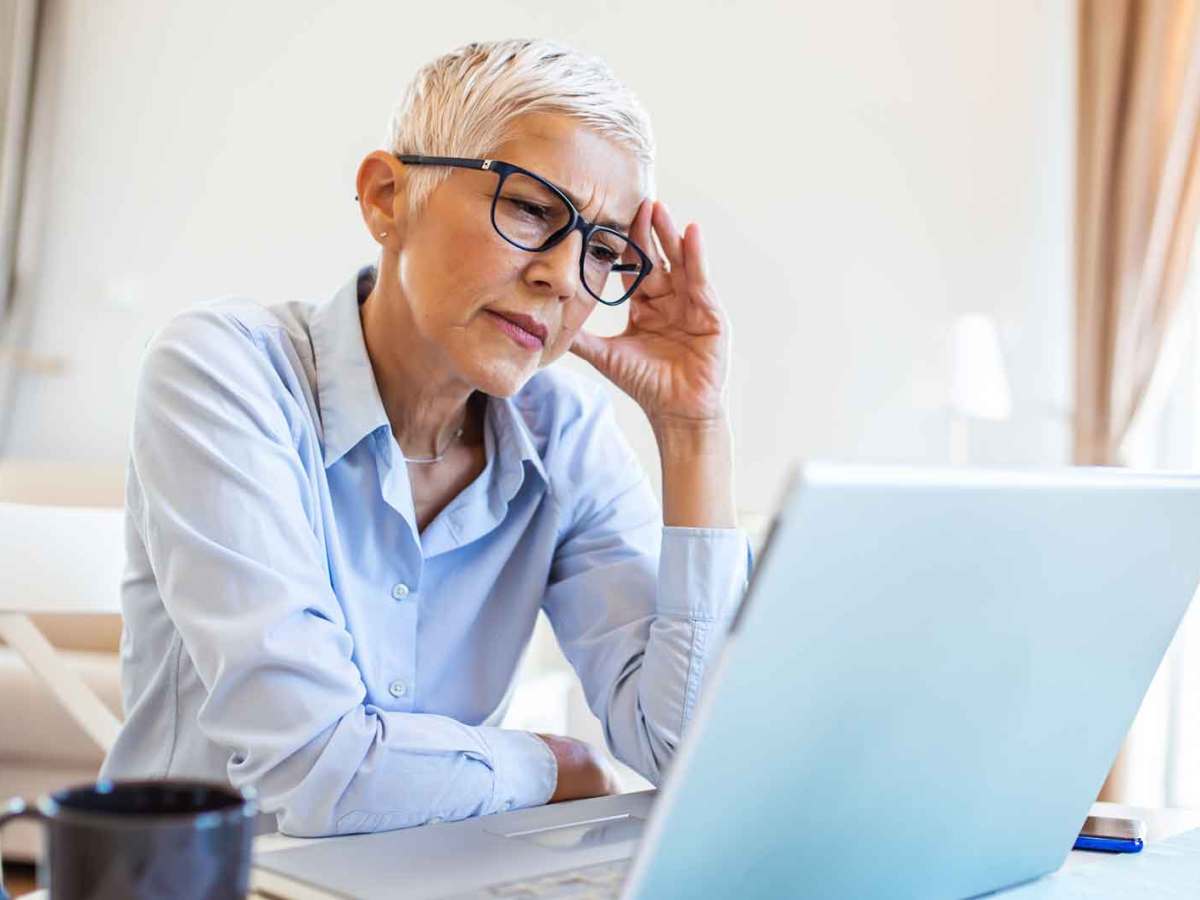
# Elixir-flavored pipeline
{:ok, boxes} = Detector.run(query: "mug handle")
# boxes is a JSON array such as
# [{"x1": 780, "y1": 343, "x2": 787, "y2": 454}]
[{"x1": 0, "y1": 799, "x2": 46, "y2": 900}]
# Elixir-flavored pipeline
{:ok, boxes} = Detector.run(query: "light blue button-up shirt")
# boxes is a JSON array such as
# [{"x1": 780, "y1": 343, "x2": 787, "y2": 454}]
[{"x1": 101, "y1": 265, "x2": 750, "y2": 837}]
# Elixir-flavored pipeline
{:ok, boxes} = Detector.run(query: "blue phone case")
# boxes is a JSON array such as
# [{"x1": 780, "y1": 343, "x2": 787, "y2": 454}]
[{"x1": 1073, "y1": 834, "x2": 1144, "y2": 853}]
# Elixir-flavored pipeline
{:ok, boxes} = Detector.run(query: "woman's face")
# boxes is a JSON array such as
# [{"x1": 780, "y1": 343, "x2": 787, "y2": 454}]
[{"x1": 379, "y1": 113, "x2": 645, "y2": 396}]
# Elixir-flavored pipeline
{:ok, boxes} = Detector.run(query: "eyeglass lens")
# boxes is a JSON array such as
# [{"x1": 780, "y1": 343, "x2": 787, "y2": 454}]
[{"x1": 492, "y1": 171, "x2": 642, "y2": 303}]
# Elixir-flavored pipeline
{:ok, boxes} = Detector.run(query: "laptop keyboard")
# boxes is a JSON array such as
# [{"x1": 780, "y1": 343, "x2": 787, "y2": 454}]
[{"x1": 458, "y1": 857, "x2": 631, "y2": 898}]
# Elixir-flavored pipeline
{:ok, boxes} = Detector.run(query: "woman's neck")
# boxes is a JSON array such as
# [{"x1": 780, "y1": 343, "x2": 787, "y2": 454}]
[{"x1": 358, "y1": 272, "x2": 478, "y2": 459}]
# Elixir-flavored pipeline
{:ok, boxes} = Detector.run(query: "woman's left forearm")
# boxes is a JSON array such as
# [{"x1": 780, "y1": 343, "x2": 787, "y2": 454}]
[{"x1": 652, "y1": 414, "x2": 736, "y2": 528}]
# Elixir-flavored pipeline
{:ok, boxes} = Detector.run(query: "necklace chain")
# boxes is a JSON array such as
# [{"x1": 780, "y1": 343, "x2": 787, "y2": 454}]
[{"x1": 399, "y1": 419, "x2": 466, "y2": 465}]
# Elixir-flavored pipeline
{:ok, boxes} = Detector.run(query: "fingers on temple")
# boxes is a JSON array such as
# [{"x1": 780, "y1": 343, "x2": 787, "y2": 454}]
[
  {"x1": 621, "y1": 204, "x2": 651, "y2": 292},
  {"x1": 631, "y1": 198, "x2": 669, "y2": 296},
  {"x1": 653, "y1": 201, "x2": 685, "y2": 273},
  {"x1": 683, "y1": 222, "x2": 723, "y2": 324},
  {"x1": 632, "y1": 198, "x2": 654, "y2": 252},
  {"x1": 683, "y1": 223, "x2": 709, "y2": 291}
]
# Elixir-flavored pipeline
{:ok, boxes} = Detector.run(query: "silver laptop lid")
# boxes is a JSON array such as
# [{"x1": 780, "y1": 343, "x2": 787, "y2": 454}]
[{"x1": 627, "y1": 464, "x2": 1200, "y2": 899}]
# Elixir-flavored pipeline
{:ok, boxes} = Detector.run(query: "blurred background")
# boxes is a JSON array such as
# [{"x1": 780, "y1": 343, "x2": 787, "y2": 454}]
[{"x1": 0, "y1": 0, "x2": 1197, "y2": 843}]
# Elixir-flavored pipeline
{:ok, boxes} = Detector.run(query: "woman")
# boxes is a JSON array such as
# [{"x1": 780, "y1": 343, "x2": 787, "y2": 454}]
[{"x1": 101, "y1": 38, "x2": 749, "y2": 837}]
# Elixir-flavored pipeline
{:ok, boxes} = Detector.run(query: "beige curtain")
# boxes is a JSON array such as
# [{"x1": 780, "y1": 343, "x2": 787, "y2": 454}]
[
  {"x1": 1075, "y1": 0, "x2": 1200, "y2": 800},
  {"x1": 1075, "y1": 0, "x2": 1200, "y2": 466}
]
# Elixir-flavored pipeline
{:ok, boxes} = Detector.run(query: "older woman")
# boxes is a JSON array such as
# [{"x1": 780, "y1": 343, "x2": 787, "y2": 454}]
[{"x1": 101, "y1": 38, "x2": 749, "y2": 837}]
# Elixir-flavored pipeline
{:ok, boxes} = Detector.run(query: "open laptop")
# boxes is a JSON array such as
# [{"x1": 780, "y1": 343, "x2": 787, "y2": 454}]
[{"x1": 255, "y1": 464, "x2": 1200, "y2": 899}]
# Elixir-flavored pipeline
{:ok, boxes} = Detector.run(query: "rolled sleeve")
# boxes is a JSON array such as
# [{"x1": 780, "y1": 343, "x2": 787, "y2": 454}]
[
  {"x1": 478, "y1": 727, "x2": 558, "y2": 813},
  {"x1": 656, "y1": 527, "x2": 752, "y2": 621}
]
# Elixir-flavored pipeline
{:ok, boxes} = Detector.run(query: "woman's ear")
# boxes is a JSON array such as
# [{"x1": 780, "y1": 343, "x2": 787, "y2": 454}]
[{"x1": 356, "y1": 151, "x2": 409, "y2": 249}]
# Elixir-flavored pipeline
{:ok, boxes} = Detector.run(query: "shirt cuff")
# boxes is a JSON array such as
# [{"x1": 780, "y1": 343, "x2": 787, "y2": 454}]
[
  {"x1": 476, "y1": 727, "x2": 558, "y2": 814},
  {"x1": 656, "y1": 526, "x2": 752, "y2": 622}
]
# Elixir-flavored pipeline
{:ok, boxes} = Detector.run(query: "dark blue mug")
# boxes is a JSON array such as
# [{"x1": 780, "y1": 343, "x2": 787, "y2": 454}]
[{"x1": 0, "y1": 780, "x2": 257, "y2": 900}]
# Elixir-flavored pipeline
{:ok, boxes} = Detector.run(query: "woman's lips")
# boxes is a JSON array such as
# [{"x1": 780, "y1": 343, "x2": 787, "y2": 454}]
[{"x1": 485, "y1": 310, "x2": 545, "y2": 351}]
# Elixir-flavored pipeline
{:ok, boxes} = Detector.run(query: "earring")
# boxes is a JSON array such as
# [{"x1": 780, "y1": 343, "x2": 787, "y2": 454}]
[{"x1": 378, "y1": 231, "x2": 388, "y2": 238}]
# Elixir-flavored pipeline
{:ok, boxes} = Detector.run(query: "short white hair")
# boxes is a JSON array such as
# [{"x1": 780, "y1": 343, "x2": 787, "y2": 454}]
[{"x1": 387, "y1": 39, "x2": 655, "y2": 215}]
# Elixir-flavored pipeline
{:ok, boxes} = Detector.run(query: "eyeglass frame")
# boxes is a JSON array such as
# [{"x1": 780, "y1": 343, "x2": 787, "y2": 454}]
[{"x1": 395, "y1": 154, "x2": 654, "y2": 306}]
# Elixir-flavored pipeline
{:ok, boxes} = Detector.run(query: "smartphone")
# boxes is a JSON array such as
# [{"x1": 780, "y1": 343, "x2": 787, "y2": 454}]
[{"x1": 1073, "y1": 816, "x2": 1145, "y2": 853}]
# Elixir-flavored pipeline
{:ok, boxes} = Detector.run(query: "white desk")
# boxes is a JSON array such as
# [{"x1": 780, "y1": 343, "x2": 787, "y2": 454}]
[
  {"x1": 245, "y1": 800, "x2": 1200, "y2": 899},
  {"x1": 14, "y1": 800, "x2": 1200, "y2": 899}
]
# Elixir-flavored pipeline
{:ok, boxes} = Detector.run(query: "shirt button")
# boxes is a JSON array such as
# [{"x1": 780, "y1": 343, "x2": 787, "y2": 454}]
[
  {"x1": 391, "y1": 583, "x2": 410, "y2": 600},
  {"x1": 388, "y1": 680, "x2": 408, "y2": 698}
]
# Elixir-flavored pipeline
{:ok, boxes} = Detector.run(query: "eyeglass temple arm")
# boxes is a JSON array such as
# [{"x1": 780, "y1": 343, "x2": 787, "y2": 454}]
[
  {"x1": 355, "y1": 155, "x2": 493, "y2": 200},
  {"x1": 394, "y1": 154, "x2": 491, "y2": 170}
]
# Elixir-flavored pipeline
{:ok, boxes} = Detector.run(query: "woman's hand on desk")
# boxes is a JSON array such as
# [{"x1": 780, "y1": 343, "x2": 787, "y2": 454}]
[{"x1": 535, "y1": 733, "x2": 620, "y2": 802}]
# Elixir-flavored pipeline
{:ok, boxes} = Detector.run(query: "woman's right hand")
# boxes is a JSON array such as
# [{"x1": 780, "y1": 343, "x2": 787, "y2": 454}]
[{"x1": 535, "y1": 733, "x2": 620, "y2": 802}]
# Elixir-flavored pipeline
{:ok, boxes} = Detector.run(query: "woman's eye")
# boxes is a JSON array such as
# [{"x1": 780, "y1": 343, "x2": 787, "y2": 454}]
[
  {"x1": 504, "y1": 197, "x2": 550, "y2": 219},
  {"x1": 588, "y1": 244, "x2": 618, "y2": 264}
]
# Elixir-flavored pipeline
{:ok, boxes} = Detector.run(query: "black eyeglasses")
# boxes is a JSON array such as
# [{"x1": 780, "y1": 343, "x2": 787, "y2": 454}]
[{"x1": 396, "y1": 154, "x2": 653, "y2": 306}]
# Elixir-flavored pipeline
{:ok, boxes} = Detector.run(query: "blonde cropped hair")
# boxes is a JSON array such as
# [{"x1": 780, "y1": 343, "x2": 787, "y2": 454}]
[{"x1": 387, "y1": 39, "x2": 656, "y2": 216}]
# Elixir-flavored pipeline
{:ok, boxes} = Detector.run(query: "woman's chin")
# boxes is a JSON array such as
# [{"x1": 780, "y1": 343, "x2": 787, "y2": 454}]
[{"x1": 464, "y1": 357, "x2": 538, "y2": 398}]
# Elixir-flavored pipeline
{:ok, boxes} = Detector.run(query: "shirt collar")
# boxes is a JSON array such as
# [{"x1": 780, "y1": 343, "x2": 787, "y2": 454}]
[
  {"x1": 310, "y1": 264, "x2": 390, "y2": 468},
  {"x1": 421, "y1": 394, "x2": 550, "y2": 558},
  {"x1": 487, "y1": 391, "x2": 549, "y2": 496}
]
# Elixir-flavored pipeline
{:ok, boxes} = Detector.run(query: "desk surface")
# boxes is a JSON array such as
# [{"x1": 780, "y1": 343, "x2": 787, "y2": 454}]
[
  {"x1": 14, "y1": 800, "x2": 1200, "y2": 899},
  {"x1": 244, "y1": 800, "x2": 1200, "y2": 900}
]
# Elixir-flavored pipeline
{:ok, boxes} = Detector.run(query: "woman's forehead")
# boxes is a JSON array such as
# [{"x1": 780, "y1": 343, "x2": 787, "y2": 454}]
[{"x1": 492, "y1": 113, "x2": 646, "y2": 228}]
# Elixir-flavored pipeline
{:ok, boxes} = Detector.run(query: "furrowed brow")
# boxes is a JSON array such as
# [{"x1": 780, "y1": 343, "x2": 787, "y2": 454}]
[{"x1": 557, "y1": 184, "x2": 633, "y2": 233}]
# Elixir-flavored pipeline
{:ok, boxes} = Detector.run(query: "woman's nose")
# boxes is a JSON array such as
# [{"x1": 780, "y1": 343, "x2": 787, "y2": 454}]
[{"x1": 523, "y1": 231, "x2": 582, "y2": 300}]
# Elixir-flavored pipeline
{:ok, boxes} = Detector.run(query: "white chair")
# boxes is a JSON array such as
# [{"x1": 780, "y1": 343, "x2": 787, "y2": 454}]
[
  {"x1": 0, "y1": 462, "x2": 125, "y2": 865},
  {"x1": 0, "y1": 500, "x2": 125, "y2": 870},
  {"x1": 0, "y1": 501, "x2": 125, "y2": 753}
]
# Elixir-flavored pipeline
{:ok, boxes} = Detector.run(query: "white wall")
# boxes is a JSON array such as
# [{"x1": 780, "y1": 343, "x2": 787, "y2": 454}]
[{"x1": 2, "y1": 0, "x2": 1074, "y2": 516}]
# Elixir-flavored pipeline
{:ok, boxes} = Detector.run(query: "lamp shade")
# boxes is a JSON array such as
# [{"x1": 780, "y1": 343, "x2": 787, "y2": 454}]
[{"x1": 949, "y1": 314, "x2": 1012, "y2": 421}]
